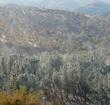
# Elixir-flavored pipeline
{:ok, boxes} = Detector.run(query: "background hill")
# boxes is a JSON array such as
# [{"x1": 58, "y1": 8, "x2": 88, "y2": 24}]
[
  {"x1": 1, "y1": 0, "x2": 110, "y2": 15},
  {"x1": 0, "y1": 0, "x2": 94, "y2": 10},
  {"x1": 0, "y1": 5, "x2": 110, "y2": 56},
  {"x1": 78, "y1": 1, "x2": 110, "y2": 15}
]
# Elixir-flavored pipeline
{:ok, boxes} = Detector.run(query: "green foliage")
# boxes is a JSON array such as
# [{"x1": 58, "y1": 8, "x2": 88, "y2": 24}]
[{"x1": 0, "y1": 52, "x2": 109, "y2": 105}]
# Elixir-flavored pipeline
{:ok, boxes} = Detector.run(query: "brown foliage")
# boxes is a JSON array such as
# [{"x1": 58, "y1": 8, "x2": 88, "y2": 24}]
[{"x1": 0, "y1": 88, "x2": 41, "y2": 105}]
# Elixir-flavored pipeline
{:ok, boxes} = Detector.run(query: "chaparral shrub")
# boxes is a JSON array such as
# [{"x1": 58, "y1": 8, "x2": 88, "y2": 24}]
[{"x1": 0, "y1": 88, "x2": 41, "y2": 105}]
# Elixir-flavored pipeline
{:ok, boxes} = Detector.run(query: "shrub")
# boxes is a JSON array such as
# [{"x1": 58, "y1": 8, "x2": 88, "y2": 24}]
[{"x1": 0, "y1": 88, "x2": 41, "y2": 105}]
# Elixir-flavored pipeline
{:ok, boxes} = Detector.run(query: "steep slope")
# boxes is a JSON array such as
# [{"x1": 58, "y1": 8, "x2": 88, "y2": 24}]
[{"x1": 0, "y1": 5, "x2": 110, "y2": 56}]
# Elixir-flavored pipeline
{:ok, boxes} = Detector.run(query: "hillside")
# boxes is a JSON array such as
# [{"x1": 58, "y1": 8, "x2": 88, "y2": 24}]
[
  {"x1": 0, "y1": 4, "x2": 110, "y2": 105},
  {"x1": 0, "y1": 5, "x2": 110, "y2": 56}
]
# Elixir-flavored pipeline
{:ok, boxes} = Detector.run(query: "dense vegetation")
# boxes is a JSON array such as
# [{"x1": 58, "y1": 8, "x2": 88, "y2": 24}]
[
  {"x1": 1, "y1": 6, "x2": 110, "y2": 57},
  {"x1": 0, "y1": 51, "x2": 109, "y2": 105},
  {"x1": 0, "y1": 88, "x2": 40, "y2": 105},
  {"x1": 0, "y1": 5, "x2": 110, "y2": 105}
]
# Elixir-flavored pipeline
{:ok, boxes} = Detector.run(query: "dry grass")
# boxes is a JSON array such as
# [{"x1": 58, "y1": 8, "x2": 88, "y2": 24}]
[{"x1": 0, "y1": 88, "x2": 41, "y2": 105}]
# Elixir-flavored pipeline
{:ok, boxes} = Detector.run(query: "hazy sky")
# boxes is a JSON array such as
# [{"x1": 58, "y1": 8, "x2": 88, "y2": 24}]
[{"x1": 0, "y1": 0, "x2": 110, "y2": 4}]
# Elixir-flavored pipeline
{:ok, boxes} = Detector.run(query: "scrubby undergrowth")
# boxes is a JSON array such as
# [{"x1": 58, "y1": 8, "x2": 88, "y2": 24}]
[{"x1": 0, "y1": 88, "x2": 41, "y2": 105}]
